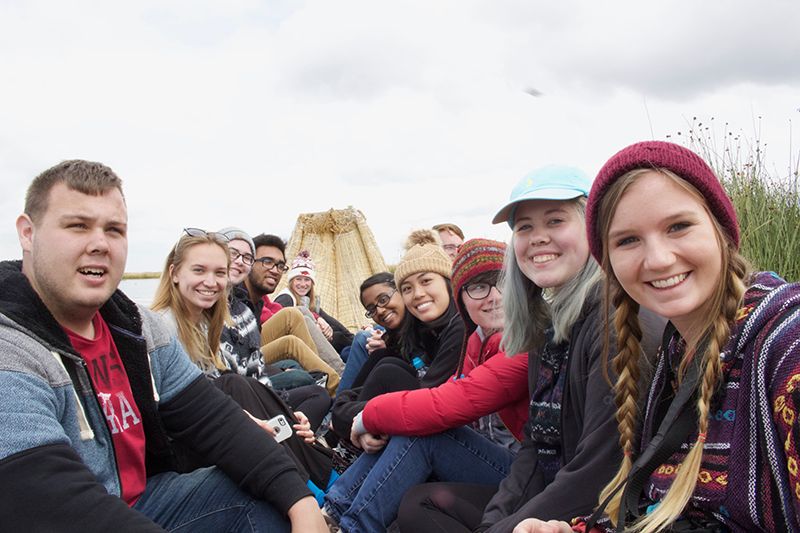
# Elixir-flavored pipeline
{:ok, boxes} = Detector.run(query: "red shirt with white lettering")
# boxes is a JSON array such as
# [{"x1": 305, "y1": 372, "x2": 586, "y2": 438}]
[{"x1": 64, "y1": 313, "x2": 147, "y2": 505}]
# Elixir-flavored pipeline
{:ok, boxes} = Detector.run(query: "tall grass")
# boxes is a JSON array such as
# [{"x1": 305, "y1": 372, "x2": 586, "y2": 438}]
[{"x1": 667, "y1": 117, "x2": 800, "y2": 281}]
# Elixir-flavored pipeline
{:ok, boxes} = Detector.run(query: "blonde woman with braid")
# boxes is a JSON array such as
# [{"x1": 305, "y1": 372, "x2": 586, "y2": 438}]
[{"x1": 516, "y1": 142, "x2": 800, "y2": 533}]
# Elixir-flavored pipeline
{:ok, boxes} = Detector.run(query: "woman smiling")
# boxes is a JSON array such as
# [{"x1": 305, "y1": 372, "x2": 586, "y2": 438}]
[
  {"x1": 336, "y1": 272, "x2": 407, "y2": 393},
  {"x1": 151, "y1": 229, "x2": 334, "y2": 491},
  {"x1": 517, "y1": 142, "x2": 800, "y2": 532},
  {"x1": 274, "y1": 250, "x2": 354, "y2": 353},
  {"x1": 152, "y1": 229, "x2": 232, "y2": 373},
  {"x1": 330, "y1": 230, "x2": 464, "y2": 442}
]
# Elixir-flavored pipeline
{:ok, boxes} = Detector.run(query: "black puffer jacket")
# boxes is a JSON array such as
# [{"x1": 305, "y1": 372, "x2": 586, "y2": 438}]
[{"x1": 331, "y1": 303, "x2": 465, "y2": 439}]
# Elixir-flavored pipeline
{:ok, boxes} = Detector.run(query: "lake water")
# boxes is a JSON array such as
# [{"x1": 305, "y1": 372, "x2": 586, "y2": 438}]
[{"x1": 119, "y1": 278, "x2": 160, "y2": 307}]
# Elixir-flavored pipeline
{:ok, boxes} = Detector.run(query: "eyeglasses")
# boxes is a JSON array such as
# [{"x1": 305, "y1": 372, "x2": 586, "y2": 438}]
[
  {"x1": 364, "y1": 289, "x2": 397, "y2": 318},
  {"x1": 463, "y1": 282, "x2": 502, "y2": 300},
  {"x1": 229, "y1": 248, "x2": 255, "y2": 266},
  {"x1": 254, "y1": 256, "x2": 289, "y2": 272},
  {"x1": 183, "y1": 227, "x2": 230, "y2": 243}
]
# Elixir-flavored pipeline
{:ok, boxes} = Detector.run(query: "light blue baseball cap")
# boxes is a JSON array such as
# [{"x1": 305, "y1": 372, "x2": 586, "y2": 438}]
[{"x1": 492, "y1": 165, "x2": 592, "y2": 227}]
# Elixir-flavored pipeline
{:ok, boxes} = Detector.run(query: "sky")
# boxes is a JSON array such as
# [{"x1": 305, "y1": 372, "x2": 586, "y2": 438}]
[{"x1": 1, "y1": 0, "x2": 798, "y2": 271}]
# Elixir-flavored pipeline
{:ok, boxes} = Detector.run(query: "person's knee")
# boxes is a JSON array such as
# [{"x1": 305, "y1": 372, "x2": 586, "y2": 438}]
[
  {"x1": 397, "y1": 483, "x2": 434, "y2": 529},
  {"x1": 214, "y1": 372, "x2": 248, "y2": 386},
  {"x1": 263, "y1": 336, "x2": 299, "y2": 358},
  {"x1": 212, "y1": 372, "x2": 251, "y2": 396},
  {"x1": 371, "y1": 358, "x2": 413, "y2": 379},
  {"x1": 281, "y1": 335, "x2": 304, "y2": 352},
  {"x1": 284, "y1": 307, "x2": 305, "y2": 325}
]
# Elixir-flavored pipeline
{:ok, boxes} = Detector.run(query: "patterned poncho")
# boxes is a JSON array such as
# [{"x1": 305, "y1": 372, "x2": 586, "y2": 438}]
[{"x1": 592, "y1": 272, "x2": 800, "y2": 532}]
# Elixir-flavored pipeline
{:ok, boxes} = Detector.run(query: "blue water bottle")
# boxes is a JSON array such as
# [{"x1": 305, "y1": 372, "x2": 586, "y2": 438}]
[{"x1": 412, "y1": 356, "x2": 427, "y2": 379}]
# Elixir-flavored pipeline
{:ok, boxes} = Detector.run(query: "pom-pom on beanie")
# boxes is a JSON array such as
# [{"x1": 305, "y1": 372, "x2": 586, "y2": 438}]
[
  {"x1": 287, "y1": 250, "x2": 316, "y2": 283},
  {"x1": 586, "y1": 140, "x2": 739, "y2": 263},
  {"x1": 394, "y1": 229, "x2": 453, "y2": 288},
  {"x1": 451, "y1": 238, "x2": 506, "y2": 335}
]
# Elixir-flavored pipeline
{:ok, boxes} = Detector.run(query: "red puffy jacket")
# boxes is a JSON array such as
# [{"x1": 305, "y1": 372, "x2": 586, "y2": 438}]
[{"x1": 361, "y1": 330, "x2": 529, "y2": 440}]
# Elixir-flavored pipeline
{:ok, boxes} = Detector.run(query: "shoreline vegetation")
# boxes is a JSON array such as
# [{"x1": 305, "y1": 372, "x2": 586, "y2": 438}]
[
  {"x1": 670, "y1": 116, "x2": 800, "y2": 282},
  {"x1": 123, "y1": 272, "x2": 160, "y2": 280}
]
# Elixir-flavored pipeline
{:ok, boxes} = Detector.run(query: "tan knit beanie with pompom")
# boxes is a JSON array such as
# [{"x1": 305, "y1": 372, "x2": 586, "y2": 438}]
[{"x1": 394, "y1": 229, "x2": 453, "y2": 287}]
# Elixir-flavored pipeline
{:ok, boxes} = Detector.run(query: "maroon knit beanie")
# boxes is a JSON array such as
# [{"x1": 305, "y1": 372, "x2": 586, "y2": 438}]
[
  {"x1": 586, "y1": 140, "x2": 739, "y2": 262},
  {"x1": 451, "y1": 238, "x2": 506, "y2": 334}
]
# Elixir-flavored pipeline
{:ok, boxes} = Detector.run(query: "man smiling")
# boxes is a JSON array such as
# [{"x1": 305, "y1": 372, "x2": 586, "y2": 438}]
[
  {"x1": 244, "y1": 233, "x2": 289, "y2": 323},
  {"x1": 0, "y1": 160, "x2": 326, "y2": 532}
]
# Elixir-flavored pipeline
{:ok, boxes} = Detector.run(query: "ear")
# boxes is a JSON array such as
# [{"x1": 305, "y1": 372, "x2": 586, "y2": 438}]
[
  {"x1": 16, "y1": 214, "x2": 35, "y2": 253},
  {"x1": 169, "y1": 264, "x2": 178, "y2": 284}
]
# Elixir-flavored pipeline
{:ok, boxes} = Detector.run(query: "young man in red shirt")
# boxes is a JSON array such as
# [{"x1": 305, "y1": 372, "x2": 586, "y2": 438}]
[{"x1": 0, "y1": 160, "x2": 327, "y2": 532}]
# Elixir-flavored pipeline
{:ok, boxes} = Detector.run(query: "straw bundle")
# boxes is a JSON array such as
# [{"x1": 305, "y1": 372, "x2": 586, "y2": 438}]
[{"x1": 276, "y1": 207, "x2": 387, "y2": 331}]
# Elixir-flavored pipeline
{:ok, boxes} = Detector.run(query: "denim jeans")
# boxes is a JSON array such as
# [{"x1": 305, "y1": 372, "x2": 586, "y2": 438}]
[
  {"x1": 324, "y1": 426, "x2": 514, "y2": 533},
  {"x1": 337, "y1": 330, "x2": 371, "y2": 393},
  {"x1": 133, "y1": 466, "x2": 289, "y2": 532}
]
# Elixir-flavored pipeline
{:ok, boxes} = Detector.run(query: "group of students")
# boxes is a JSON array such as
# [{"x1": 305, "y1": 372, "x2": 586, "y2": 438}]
[
  {"x1": 320, "y1": 162, "x2": 663, "y2": 532},
  {"x1": 142, "y1": 139, "x2": 800, "y2": 532},
  {"x1": 2, "y1": 139, "x2": 799, "y2": 532}
]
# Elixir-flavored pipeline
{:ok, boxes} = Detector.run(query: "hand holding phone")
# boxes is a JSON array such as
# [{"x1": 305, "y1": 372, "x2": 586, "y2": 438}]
[
  {"x1": 266, "y1": 414, "x2": 293, "y2": 443},
  {"x1": 366, "y1": 330, "x2": 386, "y2": 354}
]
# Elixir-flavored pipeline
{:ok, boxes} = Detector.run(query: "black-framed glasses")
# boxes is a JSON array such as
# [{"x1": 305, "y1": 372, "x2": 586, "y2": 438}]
[
  {"x1": 183, "y1": 227, "x2": 230, "y2": 243},
  {"x1": 364, "y1": 289, "x2": 397, "y2": 318},
  {"x1": 229, "y1": 248, "x2": 255, "y2": 266},
  {"x1": 463, "y1": 282, "x2": 502, "y2": 300},
  {"x1": 254, "y1": 256, "x2": 289, "y2": 272}
]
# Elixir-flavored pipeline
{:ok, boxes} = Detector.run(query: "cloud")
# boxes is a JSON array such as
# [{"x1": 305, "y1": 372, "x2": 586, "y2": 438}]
[
  {"x1": 1, "y1": 0, "x2": 798, "y2": 271},
  {"x1": 516, "y1": 0, "x2": 800, "y2": 100}
]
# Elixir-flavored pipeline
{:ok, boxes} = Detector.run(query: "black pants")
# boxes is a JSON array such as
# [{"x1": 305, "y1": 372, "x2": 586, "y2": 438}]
[
  {"x1": 397, "y1": 482, "x2": 498, "y2": 533},
  {"x1": 358, "y1": 356, "x2": 419, "y2": 400},
  {"x1": 213, "y1": 373, "x2": 333, "y2": 488},
  {"x1": 351, "y1": 348, "x2": 406, "y2": 389},
  {"x1": 283, "y1": 384, "x2": 331, "y2": 431}
]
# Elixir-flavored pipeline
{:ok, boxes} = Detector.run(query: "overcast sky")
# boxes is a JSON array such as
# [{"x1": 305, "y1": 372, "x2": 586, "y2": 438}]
[{"x1": 1, "y1": 0, "x2": 798, "y2": 271}]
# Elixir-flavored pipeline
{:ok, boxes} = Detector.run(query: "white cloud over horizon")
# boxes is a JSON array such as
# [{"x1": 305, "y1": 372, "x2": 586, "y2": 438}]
[{"x1": 1, "y1": 0, "x2": 798, "y2": 271}]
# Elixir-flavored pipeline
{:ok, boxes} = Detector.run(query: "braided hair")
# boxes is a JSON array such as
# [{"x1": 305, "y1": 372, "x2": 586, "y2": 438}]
[{"x1": 596, "y1": 168, "x2": 748, "y2": 532}]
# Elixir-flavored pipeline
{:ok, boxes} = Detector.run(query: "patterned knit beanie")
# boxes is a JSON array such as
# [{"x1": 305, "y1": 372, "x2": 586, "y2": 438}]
[
  {"x1": 451, "y1": 238, "x2": 506, "y2": 335},
  {"x1": 394, "y1": 230, "x2": 453, "y2": 287},
  {"x1": 586, "y1": 140, "x2": 739, "y2": 263},
  {"x1": 287, "y1": 250, "x2": 316, "y2": 283}
]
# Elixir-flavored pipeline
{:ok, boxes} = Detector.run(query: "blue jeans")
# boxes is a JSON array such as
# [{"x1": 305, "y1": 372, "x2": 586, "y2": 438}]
[
  {"x1": 133, "y1": 466, "x2": 289, "y2": 532},
  {"x1": 337, "y1": 330, "x2": 370, "y2": 393},
  {"x1": 324, "y1": 427, "x2": 514, "y2": 533}
]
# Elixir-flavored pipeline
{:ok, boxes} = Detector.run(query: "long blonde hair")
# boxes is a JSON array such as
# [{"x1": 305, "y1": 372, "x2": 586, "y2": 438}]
[
  {"x1": 152, "y1": 234, "x2": 232, "y2": 372},
  {"x1": 596, "y1": 168, "x2": 748, "y2": 532}
]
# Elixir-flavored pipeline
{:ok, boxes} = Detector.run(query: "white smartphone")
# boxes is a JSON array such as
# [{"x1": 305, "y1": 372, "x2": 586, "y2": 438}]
[{"x1": 266, "y1": 414, "x2": 292, "y2": 443}]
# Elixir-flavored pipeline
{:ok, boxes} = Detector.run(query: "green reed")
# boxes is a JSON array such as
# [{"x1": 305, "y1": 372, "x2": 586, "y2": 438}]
[{"x1": 668, "y1": 117, "x2": 800, "y2": 281}]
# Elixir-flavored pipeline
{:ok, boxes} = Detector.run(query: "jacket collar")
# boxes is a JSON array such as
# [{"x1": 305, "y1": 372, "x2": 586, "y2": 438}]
[{"x1": 0, "y1": 260, "x2": 142, "y2": 350}]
